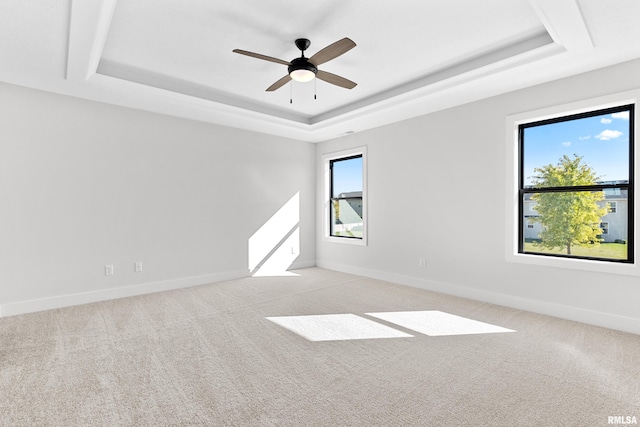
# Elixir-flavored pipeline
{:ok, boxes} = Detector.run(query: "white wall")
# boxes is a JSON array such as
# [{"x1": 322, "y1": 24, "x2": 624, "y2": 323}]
[
  {"x1": 316, "y1": 58, "x2": 640, "y2": 335},
  {"x1": 0, "y1": 83, "x2": 315, "y2": 315}
]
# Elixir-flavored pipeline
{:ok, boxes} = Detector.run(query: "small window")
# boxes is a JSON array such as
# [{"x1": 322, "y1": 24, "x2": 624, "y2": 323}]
[
  {"x1": 323, "y1": 147, "x2": 367, "y2": 244},
  {"x1": 518, "y1": 104, "x2": 633, "y2": 263}
]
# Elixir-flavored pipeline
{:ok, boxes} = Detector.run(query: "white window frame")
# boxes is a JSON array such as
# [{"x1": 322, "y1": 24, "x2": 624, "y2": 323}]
[
  {"x1": 608, "y1": 201, "x2": 618, "y2": 214},
  {"x1": 600, "y1": 222, "x2": 609, "y2": 235},
  {"x1": 322, "y1": 146, "x2": 367, "y2": 246},
  {"x1": 505, "y1": 90, "x2": 638, "y2": 276}
]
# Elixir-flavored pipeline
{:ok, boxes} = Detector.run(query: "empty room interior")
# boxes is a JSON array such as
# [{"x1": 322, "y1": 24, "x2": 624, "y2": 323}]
[{"x1": 2, "y1": 1, "x2": 640, "y2": 426}]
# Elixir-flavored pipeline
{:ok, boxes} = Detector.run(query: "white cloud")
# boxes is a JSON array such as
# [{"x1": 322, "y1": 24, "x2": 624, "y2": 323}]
[
  {"x1": 562, "y1": 141, "x2": 572, "y2": 147},
  {"x1": 601, "y1": 118, "x2": 612, "y2": 124},
  {"x1": 579, "y1": 135, "x2": 591, "y2": 140},
  {"x1": 595, "y1": 129, "x2": 623, "y2": 140},
  {"x1": 612, "y1": 111, "x2": 630, "y2": 120}
]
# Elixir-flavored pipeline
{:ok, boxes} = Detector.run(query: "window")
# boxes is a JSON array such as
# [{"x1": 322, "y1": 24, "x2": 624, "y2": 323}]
[
  {"x1": 323, "y1": 147, "x2": 367, "y2": 244},
  {"x1": 518, "y1": 104, "x2": 633, "y2": 263}
]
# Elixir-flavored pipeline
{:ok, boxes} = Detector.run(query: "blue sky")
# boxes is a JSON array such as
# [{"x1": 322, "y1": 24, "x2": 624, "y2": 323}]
[
  {"x1": 522, "y1": 109, "x2": 631, "y2": 186},
  {"x1": 332, "y1": 156, "x2": 362, "y2": 195}
]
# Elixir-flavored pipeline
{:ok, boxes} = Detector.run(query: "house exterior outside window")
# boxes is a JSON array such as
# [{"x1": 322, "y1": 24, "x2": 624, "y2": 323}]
[{"x1": 523, "y1": 184, "x2": 628, "y2": 244}]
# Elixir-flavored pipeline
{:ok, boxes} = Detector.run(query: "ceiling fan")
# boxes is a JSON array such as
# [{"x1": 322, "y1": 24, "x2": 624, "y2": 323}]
[{"x1": 233, "y1": 38, "x2": 357, "y2": 92}]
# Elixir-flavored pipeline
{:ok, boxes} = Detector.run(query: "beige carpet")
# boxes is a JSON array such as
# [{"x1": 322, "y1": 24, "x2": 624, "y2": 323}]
[{"x1": 1, "y1": 267, "x2": 639, "y2": 426}]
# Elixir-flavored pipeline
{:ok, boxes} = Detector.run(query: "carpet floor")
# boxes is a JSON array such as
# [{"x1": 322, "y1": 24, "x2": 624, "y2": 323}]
[{"x1": 1, "y1": 267, "x2": 639, "y2": 426}]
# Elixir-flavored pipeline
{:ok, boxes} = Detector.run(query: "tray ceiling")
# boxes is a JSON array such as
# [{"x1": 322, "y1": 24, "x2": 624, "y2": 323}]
[{"x1": 1, "y1": 0, "x2": 640, "y2": 142}]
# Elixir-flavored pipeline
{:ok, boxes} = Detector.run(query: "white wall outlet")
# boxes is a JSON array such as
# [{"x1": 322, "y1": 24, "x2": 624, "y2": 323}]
[
  {"x1": 105, "y1": 265, "x2": 114, "y2": 275},
  {"x1": 419, "y1": 258, "x2": 426, "y2": 268},
  {"x1": 135, "y1": 261, "x2": 143, "y2": 272}
]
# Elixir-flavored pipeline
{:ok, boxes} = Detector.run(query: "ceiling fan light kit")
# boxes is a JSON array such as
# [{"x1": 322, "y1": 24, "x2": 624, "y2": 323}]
[
  {"x1": 289, "y1": 62, "x2": 317, "y2": 83},
  {"x1": 233, "y1": 37, "x2": 357, "y2": 94}
]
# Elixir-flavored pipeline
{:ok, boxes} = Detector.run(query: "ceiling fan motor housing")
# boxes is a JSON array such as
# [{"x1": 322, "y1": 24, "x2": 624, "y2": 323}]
[{"x1": 288, "y1": 57, "x2": 317, "y2": 76}]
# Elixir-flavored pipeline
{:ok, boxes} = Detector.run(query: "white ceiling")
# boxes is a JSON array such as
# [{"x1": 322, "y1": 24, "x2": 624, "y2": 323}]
[{"x1": 1, "y1": 0, "x2": 640, "y2": 142}]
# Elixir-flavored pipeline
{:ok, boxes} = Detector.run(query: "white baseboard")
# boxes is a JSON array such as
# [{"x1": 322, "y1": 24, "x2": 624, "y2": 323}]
[
  {"x1": 0, "y1": 269, "x2": 249, "y2": 318},
  {"x1": 316, "y1": 260, "x2": 640, "y2": 336}
]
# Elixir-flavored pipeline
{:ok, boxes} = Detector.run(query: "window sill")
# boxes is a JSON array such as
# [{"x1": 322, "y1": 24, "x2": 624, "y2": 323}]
[
  {"x1": 506, "y1": 251, "x2": 638, "y2": 276},
  {"x1": 324, "y1": 235, "x2": 367, "y2": 246}
]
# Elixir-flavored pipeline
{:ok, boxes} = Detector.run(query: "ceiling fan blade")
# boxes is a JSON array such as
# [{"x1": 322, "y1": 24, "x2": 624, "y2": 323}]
[
  {"x1": 232, "y1": 49, "x2": 290, "y2": 66},
  {"x1": 316, "y1": 70, "x2": 357, "y2": 89},
  {"x1": 266, "y1": 75, "x2": 291, "y2": 91},
  {"x1": 309, "y1": 38, "x2": 356, "y2": 66}
]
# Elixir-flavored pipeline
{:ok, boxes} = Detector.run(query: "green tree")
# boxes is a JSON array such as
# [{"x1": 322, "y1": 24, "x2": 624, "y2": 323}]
[{"x1": 531, "y1": 154, "x2": 607, "y2": 255}]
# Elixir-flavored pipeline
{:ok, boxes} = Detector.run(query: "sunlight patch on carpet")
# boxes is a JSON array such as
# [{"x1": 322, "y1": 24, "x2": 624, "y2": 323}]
[
  {"x1": 366, "y1": 310, "x2": 516, "y2": 336},
  {"x1": 266, "y1": 314, "x2": 414, "y2": 342}
]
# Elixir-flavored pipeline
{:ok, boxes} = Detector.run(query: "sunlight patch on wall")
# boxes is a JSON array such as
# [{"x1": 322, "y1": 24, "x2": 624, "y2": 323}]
[
  {"x1": 266, "y1": 314, "x2": 414, "y2": 342},
  {"x1": 252, "y1": 227, "x2": 300, "y2": 277},
  {"x1": 248, "y1": 192, "x2": 300, "y2": 277},
  {"x1": 367, "y1": 310, "x2": 516, "y2": 336}
]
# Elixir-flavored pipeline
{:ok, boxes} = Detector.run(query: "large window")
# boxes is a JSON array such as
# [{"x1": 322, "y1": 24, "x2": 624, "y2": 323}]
[
  {"x1": 518, "y1": 104, "x2": 634, "y2": 263},
  {"x1": 330, "y1": 154, "x2": 363, "y2": 239}
]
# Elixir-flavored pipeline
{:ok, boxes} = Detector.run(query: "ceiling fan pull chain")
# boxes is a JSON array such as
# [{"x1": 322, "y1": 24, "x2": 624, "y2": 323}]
[
  {"x1": 290, "y1": 80, "x2": 293, "y2": 104},
  {"x1": 314, "y1": 78, "x2": 317, "y2": 100}
]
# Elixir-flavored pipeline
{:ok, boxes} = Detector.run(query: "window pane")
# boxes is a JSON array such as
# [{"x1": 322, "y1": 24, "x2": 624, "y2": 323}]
[
  {"x1": 331, "y1": 156, "x2": 362, "y2": 197},
  {"x1": 522, "y1": 190, "x2": 627, "y2": 261},
  {"x1": 331, "y1": 198, "x2": 363, "y2": 238},
  {"x1": 330, "y1": 154, "x2": 364, "y2": 239},
  {"x1": 522, "y1": 109, "x2": 630, "y2": 187}
]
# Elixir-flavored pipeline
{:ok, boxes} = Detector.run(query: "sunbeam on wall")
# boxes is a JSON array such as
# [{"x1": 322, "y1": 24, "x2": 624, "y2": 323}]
[{"x1": 248, "y1": 192, "x2": 300, "y2": 277}]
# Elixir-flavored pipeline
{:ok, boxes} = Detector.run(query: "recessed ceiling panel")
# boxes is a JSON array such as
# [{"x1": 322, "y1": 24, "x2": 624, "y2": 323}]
[
  {"x1": 0, "y1": 0, "x2": 70, "y2": 80},
  {"x1": 578, "y1": 0, "x2": 640, "y2": 49}
]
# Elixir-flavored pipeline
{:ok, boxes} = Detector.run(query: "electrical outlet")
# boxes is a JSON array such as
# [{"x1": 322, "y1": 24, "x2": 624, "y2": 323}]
[
  {"x1": 135, "y1": 261, "x2": 143, "y2": 272},
  {"x1": 105, "y1": 265, "x2": 114, "y2": 276},
  {"x1": 419, "y1": 258, "x2": 426, "y2": 268}
]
